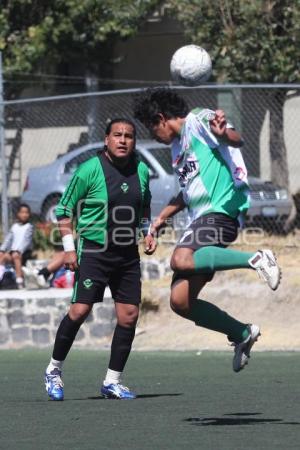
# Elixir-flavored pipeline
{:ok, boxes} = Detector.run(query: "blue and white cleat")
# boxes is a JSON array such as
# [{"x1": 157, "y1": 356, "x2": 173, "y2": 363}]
[
  {"x1": 100, "y1": 383, "x2": 136, "y2": 399},
  {"x1": 44, "y1": 368, "x2": 64, "y2": 401}
]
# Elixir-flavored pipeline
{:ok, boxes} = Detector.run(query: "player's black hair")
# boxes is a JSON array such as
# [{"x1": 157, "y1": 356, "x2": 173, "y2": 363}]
[
  {"x1": 133, "y1": 88, "x2": 188, "y2": 128},
  {"x1": 105, "y1": 118, "x2": 136, "y2": 138},
  {"x1": 17, "y1": 203, "x2": 31, "y2": 213}
]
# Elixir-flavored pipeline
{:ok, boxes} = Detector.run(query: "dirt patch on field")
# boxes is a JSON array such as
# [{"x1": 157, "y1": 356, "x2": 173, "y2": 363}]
[{"x1": 133, "y1": 243, "x2": 300, "y2": 351}]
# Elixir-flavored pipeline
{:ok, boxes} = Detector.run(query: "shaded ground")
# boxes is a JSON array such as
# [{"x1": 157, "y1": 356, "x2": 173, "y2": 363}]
[{"x1": 1, "y1": 350, "x2": 300, "y2": 450}]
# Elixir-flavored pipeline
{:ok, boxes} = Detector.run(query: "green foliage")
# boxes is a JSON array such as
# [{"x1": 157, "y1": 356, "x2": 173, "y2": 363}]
[
  {"x1": 168, "y1": 0, "x2": 300, "y2": 83},
  {"x1": 32, "y1": 226, "x2": 51, "y2": 251},
  {"x1": 32, "y1": 223, "x2": 61, "y2": 251},
  {"x1": 0, "y1": 0, "x2": 160, "y2": 75}
]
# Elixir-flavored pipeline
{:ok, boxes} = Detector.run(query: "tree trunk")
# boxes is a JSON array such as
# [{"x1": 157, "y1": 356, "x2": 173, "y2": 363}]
[{"x1": 269, "y1": 90, "x2": 289, "y2": 189}]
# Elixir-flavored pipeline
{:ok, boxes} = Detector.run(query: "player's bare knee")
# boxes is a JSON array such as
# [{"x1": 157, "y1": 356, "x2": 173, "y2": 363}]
[
  {"x1": 170, "y1": 296, "x2": 180, "y2": 312},
  {"x1": 118, "y1": 308, "x2": 139, "y2": 328},
  {"x1": 170, "y1": 292, "x2": 187, "y2": 313},
  {"x1": 127, "y1": 311, "x2": 139, "y2": 327},
  {"x1": 170, "y1": 253, "x2": 193, "y2": 272},
  {"x1": 69, "y1": 304, "x2": 92, "y2": 323}
]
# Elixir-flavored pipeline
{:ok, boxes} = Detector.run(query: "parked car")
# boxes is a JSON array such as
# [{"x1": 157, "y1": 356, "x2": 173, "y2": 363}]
[
  {"x1": 21, "y1": 141, "x2": 293, "y2": 231},
  {"x1": 21, "y1": 140, "x2": 181, "y2": 223},
  {"x1": 246, "y1": 176, "x2": 293, "y2": 230}
]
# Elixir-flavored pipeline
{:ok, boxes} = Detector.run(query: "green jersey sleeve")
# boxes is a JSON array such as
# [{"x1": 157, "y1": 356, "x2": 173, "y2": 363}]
[
  {"x1": 137, "y1": 161, "x2": 151, "y2": 209},
  {"x1": 56, "y1": 165, "x2": 91, "y2": 219}
]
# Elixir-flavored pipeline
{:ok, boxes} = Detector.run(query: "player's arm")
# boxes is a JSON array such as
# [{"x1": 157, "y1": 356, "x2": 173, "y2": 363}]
[
  {"x1": 141, "y1": 206, "x2": 157, "y2": 255},
  {"x1": 56, "y1": 170, "x2": 89, "y2": 271},
  {"x1": 139, "y1": 168, "x2": 157, "y2": 255},
  {"x1": 210, "y1": 109, "x2": 243, "y2": 148},
  {"x1": 57, "y1": 218, "x2": 78, "y2": 271},
  {"x1": 150, "y1": 191, "x2": 186, "y2": 236}
]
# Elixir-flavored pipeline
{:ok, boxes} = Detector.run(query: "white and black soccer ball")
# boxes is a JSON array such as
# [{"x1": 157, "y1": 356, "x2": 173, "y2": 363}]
[{"x1": 170, "y1": 44, "x2": 212, "y2": 86}]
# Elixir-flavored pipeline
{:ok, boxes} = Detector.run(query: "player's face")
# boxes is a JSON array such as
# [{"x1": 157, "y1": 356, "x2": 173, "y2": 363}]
[
  {"x1": 17, "y1": 207, "x2": 30, "y2": 223},
  {"x1": 105, "y1": 123, "x2": 136, "y2": 161},
  {"x1": 149, "y1": 117, "x2": 175, "y2": 144}
]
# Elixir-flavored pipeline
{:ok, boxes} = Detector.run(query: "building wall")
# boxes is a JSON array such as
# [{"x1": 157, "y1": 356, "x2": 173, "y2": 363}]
[{"x1": 112, "y1": 16, "x2": 186, "y2": 87}]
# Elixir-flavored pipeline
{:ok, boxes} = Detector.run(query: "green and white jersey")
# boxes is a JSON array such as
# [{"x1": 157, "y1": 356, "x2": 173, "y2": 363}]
[{"x1": 171, "y1": 107, "x2": 250, "y2": 225}]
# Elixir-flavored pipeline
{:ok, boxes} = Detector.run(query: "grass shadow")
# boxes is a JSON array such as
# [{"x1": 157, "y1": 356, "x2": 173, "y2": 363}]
[
  {"x1": 184, "y1": 413, "x2": 300, "y2": 426},
  {"x1": 85, "y1": 393, "x2": 183, "y2": 400}
]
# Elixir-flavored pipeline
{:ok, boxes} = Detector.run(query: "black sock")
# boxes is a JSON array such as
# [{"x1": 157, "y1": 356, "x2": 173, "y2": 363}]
[
  {"x1": 52, "y1": 314, "x2": 82, "y2": 361},
  {"x1": 108, "y1": 324, "x2": 136, "y2": 372},
  {"x1": 38, "y1": 267, "x2": 51, "y2": 280}
]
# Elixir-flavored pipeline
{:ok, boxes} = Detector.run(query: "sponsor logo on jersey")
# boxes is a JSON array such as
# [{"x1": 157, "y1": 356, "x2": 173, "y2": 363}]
[
  {"x1": 83, "y1": 278, "x2": 93, "y2": 289},
  {"x1": 121, "y1": 182, "x2": 129, "y2": 193},
  {"x1": 234, "y1": 167, "x2": 246, "y2": 181},
  {"x1": 176, "y1": 156, "x2": 199, "y2": 187}
]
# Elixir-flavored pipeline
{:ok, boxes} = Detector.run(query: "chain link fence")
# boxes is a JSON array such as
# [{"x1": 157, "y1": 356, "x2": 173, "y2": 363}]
[{"x1": 1, "y1": 85, "x2": 300, "y2": 246}]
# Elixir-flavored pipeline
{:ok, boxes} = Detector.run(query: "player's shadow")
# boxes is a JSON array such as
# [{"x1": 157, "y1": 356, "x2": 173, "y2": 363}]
[
  {"x1": 87, "y1": 393, "x2": 183, "y2": 400},
  {"x1": 137, "y1": 393, "x2": 183, "y2": 399},
  {"x1": 184, "y1": 413, "x2": 300, "y2": 426}
]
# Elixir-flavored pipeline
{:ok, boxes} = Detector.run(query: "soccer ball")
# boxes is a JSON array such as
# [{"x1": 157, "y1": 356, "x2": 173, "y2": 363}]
[{"x1": 170, "y1": 45, "x2": 212, "y2": 86}]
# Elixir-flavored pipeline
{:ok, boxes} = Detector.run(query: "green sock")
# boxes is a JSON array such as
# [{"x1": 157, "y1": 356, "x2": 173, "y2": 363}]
[
  {"x1": 189, "y1": 299, "x2": 249, "y2": 343},
  {"x1": 193, "y1": 246, "x2": 255, "y2": 273}
]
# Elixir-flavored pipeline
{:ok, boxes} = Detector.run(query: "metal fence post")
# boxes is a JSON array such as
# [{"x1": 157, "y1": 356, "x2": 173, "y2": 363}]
[{"x1": 0, "y1": 51, "x2": 9, "y2": 236}]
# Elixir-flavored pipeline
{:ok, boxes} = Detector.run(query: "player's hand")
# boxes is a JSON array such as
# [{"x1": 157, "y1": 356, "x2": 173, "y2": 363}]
[
  {"x1": 210, "y1": 109, "x2": 227, "y2": 138},
  {"x1": 64, "y1": 250, "x2": 78, "y2": 271},
  {"x1": 144, "y1": 234, "x2": 157, "y2": 255}
]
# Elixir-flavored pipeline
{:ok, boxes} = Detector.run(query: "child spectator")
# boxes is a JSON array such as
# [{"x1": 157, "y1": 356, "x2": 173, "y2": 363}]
[{"x1": 0, "y1": 203, "x2": 34, "y2": 288}]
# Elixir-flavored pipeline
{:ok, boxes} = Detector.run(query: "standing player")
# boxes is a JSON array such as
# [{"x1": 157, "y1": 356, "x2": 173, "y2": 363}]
[
  {"x1": 134, "y1": 88, "x2": 281, "y2": 372},
  {"x1": 44, "y1": 118, "x2": 156, "y2": 401}
]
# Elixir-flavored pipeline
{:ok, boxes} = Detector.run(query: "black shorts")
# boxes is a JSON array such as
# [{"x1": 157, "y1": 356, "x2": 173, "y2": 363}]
[
  {"x1": 172, "y1": 213, "x2": 239, "y2": 285},
  {"x1": 72, "y1": 239, "x2": 141, "y2": 305}
]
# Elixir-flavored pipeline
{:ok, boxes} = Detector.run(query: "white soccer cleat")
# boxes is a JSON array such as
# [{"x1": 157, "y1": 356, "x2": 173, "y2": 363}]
[
  {"x1": 232, "y1": 324, "x2": 261, "y2": 373},
  {"x1": 248, "y1": 249, "x2": 281, "y2": 291}
]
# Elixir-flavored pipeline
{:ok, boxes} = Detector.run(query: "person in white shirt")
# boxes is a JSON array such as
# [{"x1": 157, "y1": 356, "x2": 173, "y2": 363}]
[{"x1": 0, "y1": 203, "x2": 34, "y2": 288}]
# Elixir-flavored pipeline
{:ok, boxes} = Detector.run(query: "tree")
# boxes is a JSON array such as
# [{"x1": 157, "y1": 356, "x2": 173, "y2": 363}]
[
  {"x1": 0, "y1": 0, "x2": 161, "y2": 144},
  {"x1": 168, "y1": 0, "x2": 300, "y2": 189},
  {"x1": 0, "y1": 0, "x2": 160, "y2": 95}
]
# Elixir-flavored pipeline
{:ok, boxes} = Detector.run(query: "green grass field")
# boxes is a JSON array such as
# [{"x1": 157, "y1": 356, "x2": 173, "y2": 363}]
[{"x1": 1, "y1": 350, "x2": 300, "y2": 450}]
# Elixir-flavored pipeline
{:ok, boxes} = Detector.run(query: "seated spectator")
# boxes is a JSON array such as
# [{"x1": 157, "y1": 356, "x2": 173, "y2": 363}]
[
  {"x1": 36, "y1": 250, "x2": 66, "y2": 287},
  {"x1": 0, "y1": 204, "x2": 34, "y2": 289},
  {"x1": 23, "y1": 250, "x2": 74, "y2": 288}
]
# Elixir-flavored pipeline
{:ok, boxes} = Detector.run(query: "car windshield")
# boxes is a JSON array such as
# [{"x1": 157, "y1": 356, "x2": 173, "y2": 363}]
[
  {"x1": 64, "y1": 147, "x2": 101, "y2": 173},
  {"x1": 146, "y1": 147, "x2": 173, "y2": 174}
]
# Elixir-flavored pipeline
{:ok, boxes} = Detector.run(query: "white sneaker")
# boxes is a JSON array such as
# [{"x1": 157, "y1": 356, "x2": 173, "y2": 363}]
[
  {"x1": 232, "y1": 324, "x2": 261, "y2": 373},
  {"x1": 248, "y1": 249, "x2": 281, "y2": 290},
  {"x1": 16, "y1": 277, "x2": 24, "y2": 289},
  {"x1": 22, "y1": 266, "x2": 33, "y2": 285},
  {"x1": 22, "y1": 266, "x2": 49, "y2": 289}
]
